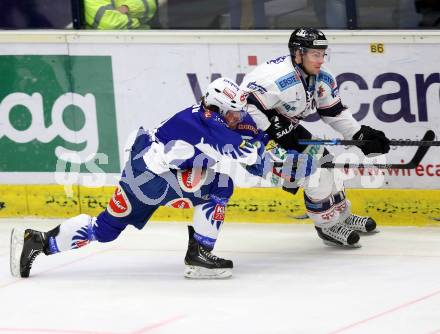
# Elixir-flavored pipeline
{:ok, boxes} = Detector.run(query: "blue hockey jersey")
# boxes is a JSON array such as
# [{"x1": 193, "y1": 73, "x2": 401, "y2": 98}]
[{"x1": 142, "y1": 104, "x2": 264, "y2": 174}]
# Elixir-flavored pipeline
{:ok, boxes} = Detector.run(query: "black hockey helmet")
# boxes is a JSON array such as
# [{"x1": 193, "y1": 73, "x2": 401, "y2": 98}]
[{"x1": 288, "y1": 27, "x2": 328, "y2": 56}]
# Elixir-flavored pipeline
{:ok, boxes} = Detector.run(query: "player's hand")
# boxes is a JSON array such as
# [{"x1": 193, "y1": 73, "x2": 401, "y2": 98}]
[
  {"x1": 267, "y1": 148, "x2": 317, "y2": 181},
  {"x1": 352, "y1": 125, "x2": 390, "y2": 155},
  {"x1": 283, "y1": 150, "x2": 317, "y2": 179},
  {"x1": 244, "y1": 140, "x2": 267, "y2": 177}
]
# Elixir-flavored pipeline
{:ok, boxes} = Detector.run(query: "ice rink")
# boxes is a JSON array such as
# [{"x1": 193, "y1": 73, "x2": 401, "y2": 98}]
[{"x1": 0, "y1": 218, "x2": 439, "y2": 334}]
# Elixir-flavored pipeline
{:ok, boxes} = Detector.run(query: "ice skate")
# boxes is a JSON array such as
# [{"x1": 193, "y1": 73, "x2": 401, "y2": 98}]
[
  {"x1": 344, "y1": 214, "x2": 378, "y2": 233},
  {"x1": 10, "y1": 228, "x2": 48, "y2": 278},
  {"x1": 184, "y1": 226, "x2": 233, "y2": 279},
  {"x1": 315, "y1": 222, "x2": 361, "y2": 248}
]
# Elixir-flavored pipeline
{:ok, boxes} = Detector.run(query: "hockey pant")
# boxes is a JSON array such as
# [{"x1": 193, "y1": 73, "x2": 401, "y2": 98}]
[{"x1": 46, "y1": 169, "x2": 233, "y2": 255}]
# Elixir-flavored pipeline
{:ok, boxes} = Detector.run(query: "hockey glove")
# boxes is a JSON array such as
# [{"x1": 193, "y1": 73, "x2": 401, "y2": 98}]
[
  {"x1": 352, "y1": 125, "x2": 390, "y2": 155},
  {"x1": 269, "y1": 147, "x2": 317, "y2": 180},
  {"x1": 245, "y1": 140, "x2": 267, "y2": 177}
]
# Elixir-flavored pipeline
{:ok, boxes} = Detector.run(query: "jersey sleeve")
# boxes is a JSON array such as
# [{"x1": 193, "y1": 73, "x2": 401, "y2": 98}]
[
  {"x1": 317, "y1": 68, "x2": 361, "y2": 139},
  {"x1": 196, "y1": 111, "x2": 260, "y2": 166}
]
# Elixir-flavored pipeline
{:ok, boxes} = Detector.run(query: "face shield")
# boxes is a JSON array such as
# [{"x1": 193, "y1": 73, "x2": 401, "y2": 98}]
[
  {"x1": 303, "y1": 47, "x2": 331, "y2": 63},
  {"x1": 223, "y1": 105, "x2": 248, "y2": 128}
]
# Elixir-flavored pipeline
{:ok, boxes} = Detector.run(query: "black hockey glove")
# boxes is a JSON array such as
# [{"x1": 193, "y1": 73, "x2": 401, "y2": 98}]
[{"x1": 352, "y1": 125, "x2": 390, "y2": 155}]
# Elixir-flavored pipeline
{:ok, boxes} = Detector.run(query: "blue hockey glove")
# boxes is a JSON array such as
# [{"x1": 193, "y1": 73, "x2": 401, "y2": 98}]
[
  {"x1": 271, "y1": 148, "x2": 317, "y2": 180},
  {"x1": 245, "y1": 140, "x2": 267, "y2": 177}
]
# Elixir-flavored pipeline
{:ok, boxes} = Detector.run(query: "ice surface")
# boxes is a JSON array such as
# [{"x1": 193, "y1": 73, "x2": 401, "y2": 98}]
[{"x1": 0, "y1": 219, "x2": 439, "y2": 334}]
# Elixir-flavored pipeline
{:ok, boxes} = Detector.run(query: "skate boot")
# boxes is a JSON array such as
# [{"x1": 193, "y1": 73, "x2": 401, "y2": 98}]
[
  {"x1": 184, "y1": 226, "x2": 233, "y2": 279},
  {"x1": 10, "y1": 228, "x2": 49, "y2": 278},
  {"x1": 344, "y1": 214, "x2": 377, "y2": 233},
  {"x1": 315, "y1": 222, "x2": 361, "y2": 248}
]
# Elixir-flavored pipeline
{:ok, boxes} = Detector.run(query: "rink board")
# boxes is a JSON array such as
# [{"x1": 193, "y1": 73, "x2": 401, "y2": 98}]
[
  {"x1": 0, "y1": 31, "x2": 439, "y2": 189},
  {"x1": 0, "y1": 185, "x2": 439, "y2": 227}
]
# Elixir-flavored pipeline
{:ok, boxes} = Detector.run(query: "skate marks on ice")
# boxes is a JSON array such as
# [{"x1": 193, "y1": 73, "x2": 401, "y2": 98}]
[{"x1": 0, "y1": 219, "x2": 439, "y2": 334}]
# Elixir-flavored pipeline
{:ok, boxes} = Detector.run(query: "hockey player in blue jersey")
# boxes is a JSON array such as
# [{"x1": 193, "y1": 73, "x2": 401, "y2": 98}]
[{"x1": 10, "y1": 77, "x2": 280, "y2": 280}]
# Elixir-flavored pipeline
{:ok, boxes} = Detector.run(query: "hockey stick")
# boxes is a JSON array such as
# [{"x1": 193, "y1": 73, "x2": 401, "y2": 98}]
[
  {"x1": 297, "y1": 135, "x2": 440, "y2": 147},
  {"x1": 325, "y1": 130, "x2": 434, "y2": 170},
  {"x1": 273, "y1": 130, "x2": 435, "y2": 170}
]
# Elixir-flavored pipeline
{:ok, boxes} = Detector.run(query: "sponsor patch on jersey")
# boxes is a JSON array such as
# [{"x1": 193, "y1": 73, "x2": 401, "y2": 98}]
[
  {"x1": 282, "y1": 102, "x2": 297, "y2": 113},
  {"x1": 266, "y1": 55, "x2": 288, "y2": 65},
  {"x1": 165, "y1": 198, "x2": 193, "y2": 209},
  {"x1": 213, "y1": 204, "x2": 225, "y2": 221},
  {"x1": 107, "y1": 186, "x2": 132, "y2": 218},
  {"x1": 177, "y1": 168, "x2": 208, "y2": 193},
  {"x1": 275, "y1": 73, "x2": 300, "y2": 91},
  {"x1": 237, "y1": 123, "x2": 258, "y2": 135}
]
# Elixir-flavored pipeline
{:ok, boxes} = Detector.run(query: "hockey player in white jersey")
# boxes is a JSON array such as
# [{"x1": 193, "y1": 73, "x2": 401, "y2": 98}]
[{"x1": 241, "y1": 27, "x2": 391, "y2": 247}]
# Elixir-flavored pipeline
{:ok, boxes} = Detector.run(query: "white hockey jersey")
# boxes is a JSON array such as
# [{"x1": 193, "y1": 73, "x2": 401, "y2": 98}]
[{"x1": 240, "y1": 55, "x2": 361, "y2": 139}]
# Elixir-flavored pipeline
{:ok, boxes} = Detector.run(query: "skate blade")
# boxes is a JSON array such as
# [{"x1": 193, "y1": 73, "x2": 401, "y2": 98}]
[
  {"x1": 322, "y1": 240, "x2": 362, "y2": 248},
  {"x1": 360, "y1": 229, "x2": 380, "y2": 235},
  {"x1": 184, "y1": 265, "x2": 232, "y2": 279},
  {"x1": 10, "y1": 228, "x2": 25, "y2": 278}
]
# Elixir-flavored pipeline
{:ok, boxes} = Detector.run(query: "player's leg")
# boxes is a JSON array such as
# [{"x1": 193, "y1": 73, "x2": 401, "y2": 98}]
[
  {"x1": 183, "y1": 172, "x2": 234, "y2": 279},
  {"x1": 10, "y1": 184, "x2": 158, "y2": 278},
  {"x1": 268, "y1": 120, "x2": 377, "y2": 243},
  {"x1": 10, "y1": 213, "x2": 98, "y2": 278},
  {"x1": 303, "y1": 160, "x2": 361, "y2": 247}
]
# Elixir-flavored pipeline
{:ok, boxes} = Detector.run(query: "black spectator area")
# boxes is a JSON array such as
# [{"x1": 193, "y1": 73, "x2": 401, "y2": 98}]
[{"x1": 0, "y1": 0, "x2": 439, "y2": 30}]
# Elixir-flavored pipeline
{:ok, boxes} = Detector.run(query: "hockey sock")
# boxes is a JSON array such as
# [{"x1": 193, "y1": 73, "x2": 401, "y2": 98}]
[{"x1": 47, "y1": 214, "x2": 96, "y2": 254}]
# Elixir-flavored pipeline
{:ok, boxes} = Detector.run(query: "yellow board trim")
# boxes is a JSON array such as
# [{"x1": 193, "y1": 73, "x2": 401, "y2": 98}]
[{"x1": 0, "y1": 185, "x2": 439, "y2": 227}]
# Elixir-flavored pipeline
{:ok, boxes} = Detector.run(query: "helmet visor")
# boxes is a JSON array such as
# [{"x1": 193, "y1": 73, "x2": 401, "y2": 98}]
[
  {"x1": 224, "y1": 106, "x2": 248, "y2": 127},
  {"x1": 304, "y1": 48, "x2": 331, "y2": 62}
]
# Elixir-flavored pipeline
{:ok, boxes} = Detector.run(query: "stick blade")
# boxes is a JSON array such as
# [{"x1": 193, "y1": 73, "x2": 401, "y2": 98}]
[{"x1": 408, "y1": 130, "x2": 436, "y2": 167}]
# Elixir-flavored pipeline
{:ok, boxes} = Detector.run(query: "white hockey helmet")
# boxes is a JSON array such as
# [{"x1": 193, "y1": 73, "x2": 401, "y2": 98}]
[{"x1": 203, "y1": 77, "x2": 248, "y2": 121}]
